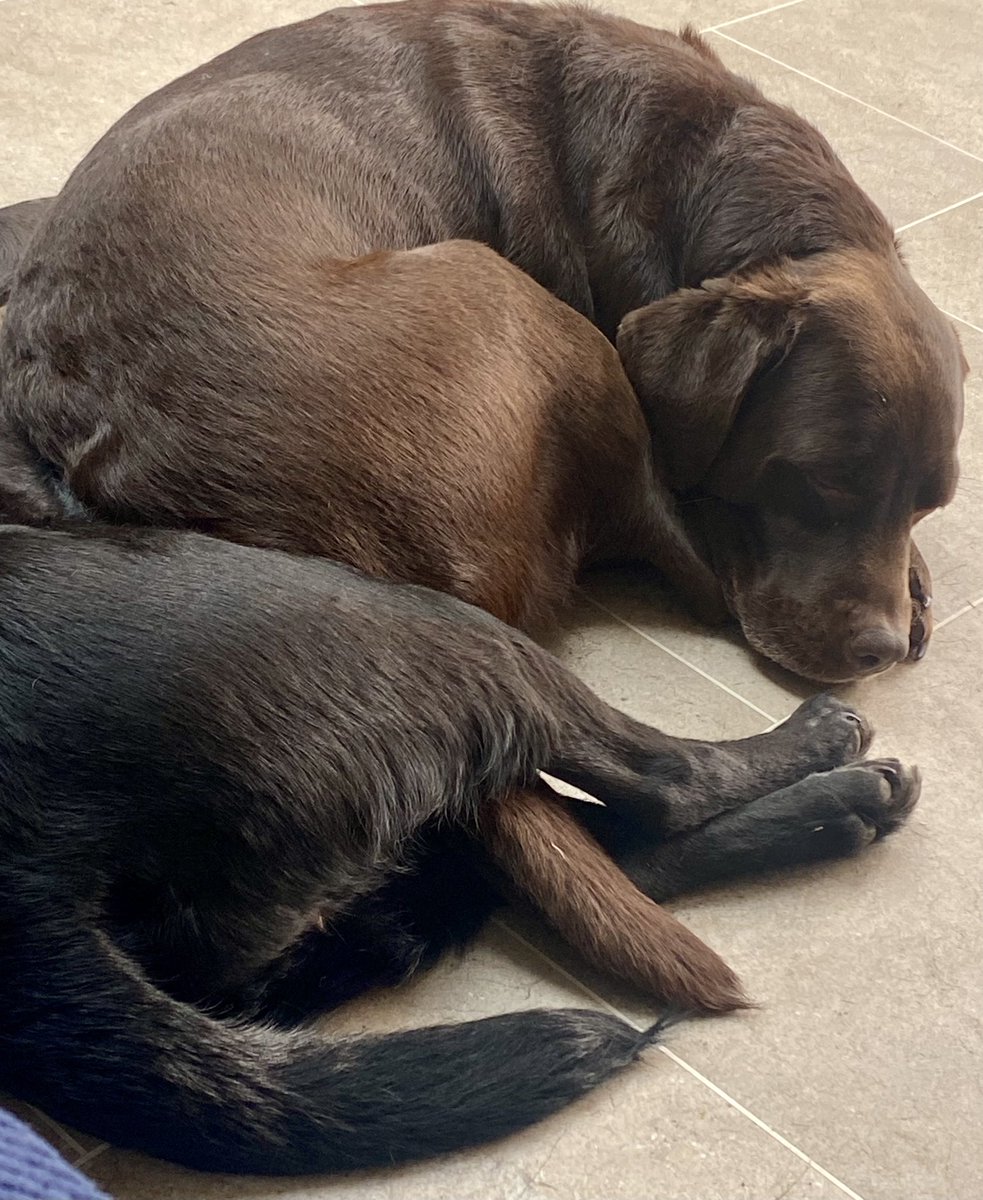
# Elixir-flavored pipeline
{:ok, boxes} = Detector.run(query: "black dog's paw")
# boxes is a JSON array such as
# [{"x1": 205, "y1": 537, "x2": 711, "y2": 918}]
[
  {"x1": 709, "y1": 757, "x2": 921, "y2": 872},
  {"x1": 775, "y1": 692, "x2": 872, "y2": 770},
  {"x1": 826, "y1": 757, "x2": 921, "y2": 843},
  {"x1": 786, "y1": 757, "x2": 920, "y2": 862}
]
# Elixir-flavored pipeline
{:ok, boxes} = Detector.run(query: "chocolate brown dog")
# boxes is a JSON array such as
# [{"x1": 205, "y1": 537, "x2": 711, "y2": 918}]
[
  {"x1": 0, "y1": 0, "x2": 959, "y2": 1048},
  {"x1": 0, "y1": 523, "x2": 916, "y2": 1174}
]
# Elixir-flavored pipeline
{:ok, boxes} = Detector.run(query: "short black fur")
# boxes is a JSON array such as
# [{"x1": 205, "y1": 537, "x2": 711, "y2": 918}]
[{"x1": 0, "y1": 525, "x2": 917, "y2": 1174}]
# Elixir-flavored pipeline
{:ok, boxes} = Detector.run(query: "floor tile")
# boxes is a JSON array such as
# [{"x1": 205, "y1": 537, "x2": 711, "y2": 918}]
[
  {"x1": 721, "y1": 0, "x2": 983, "y2": 159},
  {"x1": 707, "y1": 36, "x2": 983, "y2": 231},
  {"x1": 900, "y1": 198, "x2": 983, "y2": 331},
  {"x1": 579, "y1": 569, "x2": 817, "y2": 723},
  {"x1": 545, "y1": 592, "x2": 773, "y2": 737},
  {"x1": 85, "y1": 924, "x2": 849, "y2": 1200},
  {"x1": 910, "y1": 325, "x2": 983, "y2": 613},
  {"x1": 532, "y1": 608, "x2": 983, "y2": 1200},
  {"x1": 0, "y1": 0, "x2": 347, "y2": 202}
]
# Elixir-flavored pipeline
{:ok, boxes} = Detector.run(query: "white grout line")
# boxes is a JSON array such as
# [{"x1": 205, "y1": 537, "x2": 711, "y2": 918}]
[
  {"x1": 583, "y1": 594, "x2": 779, "y2": 724},
  {"x1": 24, "y1": 1107, "x2": 87, "y2": 1158},
  {"x1": 934, "y1": 603, "x2": 973, "y2": 631},
  {"x1": 73, "y1": 1142, "x2": 110, "y2": 1171},
  {"x1": 896, "y1": 190, "x2": 983, "y2": 233},
  {"x1": 494, "y1": 919, "x2": 868, "y2": 1200},
  {"x1": 658, "y1": 1047, "x2": 868, "y2": 1200},
  {"x1": 704, "y1": 0, "x2": 810, "y2": 34},
  {"x1": 942, "y1": 308, "x2": 983, "y2": 335},
  {"x1": 710, "y1": 32, "x2": 983, "y2": 165}
]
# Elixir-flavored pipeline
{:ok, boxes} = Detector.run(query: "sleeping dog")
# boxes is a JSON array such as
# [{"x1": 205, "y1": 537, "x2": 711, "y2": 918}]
[
  {"x1": 0, "y1": 2, "x2": 954, "y2": 1166},
  {"x1": 0, "y1": 523, "x2": 917, "y2": 1174},
  {"x1": 0, "y1": 2, "x2": 964, "y2": 682}
]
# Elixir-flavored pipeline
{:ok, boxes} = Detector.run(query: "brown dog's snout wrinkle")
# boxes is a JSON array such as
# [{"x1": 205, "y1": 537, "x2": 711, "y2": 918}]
[{"x1": 848, "y1": 626, "x2": 909, "y2": 676}]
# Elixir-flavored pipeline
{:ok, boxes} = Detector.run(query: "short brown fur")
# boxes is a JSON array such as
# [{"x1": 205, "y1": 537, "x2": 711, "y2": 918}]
[{"x1": 484, "y1": 788, "x2": 748, "y2": 1012}]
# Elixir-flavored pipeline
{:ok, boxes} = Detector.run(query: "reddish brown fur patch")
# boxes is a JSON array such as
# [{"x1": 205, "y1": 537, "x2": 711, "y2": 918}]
[{"x1": 481, "y1": 787, "x2": 749, "y2": 1014}]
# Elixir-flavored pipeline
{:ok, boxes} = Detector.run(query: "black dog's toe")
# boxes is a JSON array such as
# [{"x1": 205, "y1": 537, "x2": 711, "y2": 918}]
[
  {"x1": 834, "y1": 757, "x2": 921, "y2": 838},
  {"x1": 778, "y1": 692, "x2": 873, "y2": 768},
  {"x1": 751, "y1": 757, "x2": 920, "y2": 864}
]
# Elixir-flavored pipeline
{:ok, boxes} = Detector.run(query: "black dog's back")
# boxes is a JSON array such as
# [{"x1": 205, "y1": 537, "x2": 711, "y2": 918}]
[{"x1": 0, "y1": 521, "x2": 555, "y2": 1004}]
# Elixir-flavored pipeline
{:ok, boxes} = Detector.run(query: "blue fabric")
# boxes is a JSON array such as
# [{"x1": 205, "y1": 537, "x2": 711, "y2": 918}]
[{"x1": 0, "y1": 1107, "x2": 110, "y2": 1200}]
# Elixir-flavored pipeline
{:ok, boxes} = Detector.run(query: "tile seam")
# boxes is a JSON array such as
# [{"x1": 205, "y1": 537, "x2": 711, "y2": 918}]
[
  {"x1": 709, "y1": 31, "x2": 983, "y2": 165},
  {"x1": 582, "y1": 594, "x2": 779, "y2": 724},
  {"x1": 494, "y1": 919, "x2": 868, "y2": 1200}
]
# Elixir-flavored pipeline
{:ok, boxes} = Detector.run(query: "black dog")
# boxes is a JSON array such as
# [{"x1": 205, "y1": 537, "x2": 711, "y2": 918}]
[{"x1": 0, "y1": 524, "x2": 917, "y2": 1174}]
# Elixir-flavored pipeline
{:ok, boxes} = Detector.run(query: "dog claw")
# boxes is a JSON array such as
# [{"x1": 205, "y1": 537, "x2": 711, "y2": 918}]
[
  {"x1": 909, "y1": 564, "x2": 932, "y2": 610},
  {"x1": 908, "y1": 606, "x2": 930, "y2": 661}
]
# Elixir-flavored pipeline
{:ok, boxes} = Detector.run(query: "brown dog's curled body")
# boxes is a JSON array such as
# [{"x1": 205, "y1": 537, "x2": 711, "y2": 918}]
[{"x1": 0, "y1": 3, "x2": 964, "y2": 673}]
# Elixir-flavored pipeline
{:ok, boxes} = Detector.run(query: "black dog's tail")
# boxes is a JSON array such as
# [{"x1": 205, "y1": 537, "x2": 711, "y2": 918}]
[{"x1": 3, "y1": 920, "x2": 658, "y2": 1176}]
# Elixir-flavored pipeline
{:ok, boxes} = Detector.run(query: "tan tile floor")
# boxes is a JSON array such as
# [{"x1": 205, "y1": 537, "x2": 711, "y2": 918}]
[{"x1": 1, "y1": 1, "x2": 981, "y2": 1196}]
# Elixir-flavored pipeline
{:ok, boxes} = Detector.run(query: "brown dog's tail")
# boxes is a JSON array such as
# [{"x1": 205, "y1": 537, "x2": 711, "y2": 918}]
[{"x1": 480, "y1": 787, "x2": 749, "y2": 1014}]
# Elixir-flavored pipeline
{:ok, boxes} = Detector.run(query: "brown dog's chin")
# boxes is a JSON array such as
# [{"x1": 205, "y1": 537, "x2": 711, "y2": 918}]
[
  {"x1": 739, "y1": 622, "x2": 865, "y2": 684},
  {"x1": 733, "y1": 605, "x2": 913, "y2": 685},
  {"x1": 720, "y1": 580, "x2": 875, "y2": 684},
  {"x1": 708, "y1": 538, "x2": 930, "y2": 683}
]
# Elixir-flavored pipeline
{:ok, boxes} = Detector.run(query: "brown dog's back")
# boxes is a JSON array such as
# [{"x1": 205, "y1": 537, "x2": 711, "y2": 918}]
[{"x1": 11, "y1": 236, "x2": 661, "y2": 628}]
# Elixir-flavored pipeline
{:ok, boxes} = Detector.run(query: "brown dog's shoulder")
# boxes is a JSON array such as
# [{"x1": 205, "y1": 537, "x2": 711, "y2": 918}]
[{"x1": 677, "y1": 24, "x2": 726, "y2": 64}]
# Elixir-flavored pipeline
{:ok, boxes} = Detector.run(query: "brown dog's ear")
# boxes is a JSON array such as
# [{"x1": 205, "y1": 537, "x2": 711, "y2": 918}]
[
  {"x1": 0, "y1": 197, "x2": 54, "y2": 304},
  {"x1": 616, "y1": 268, "x2": 807, "y2": 491}
]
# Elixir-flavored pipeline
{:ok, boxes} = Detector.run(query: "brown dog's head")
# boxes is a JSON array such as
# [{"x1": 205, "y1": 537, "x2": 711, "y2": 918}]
[{"x1": 617, "y1": 248, "x2": 967, "y2": 683}]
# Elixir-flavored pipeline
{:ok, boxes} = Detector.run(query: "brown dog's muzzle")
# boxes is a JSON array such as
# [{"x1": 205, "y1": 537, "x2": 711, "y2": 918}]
[{"x1": 689, "y1": 501, "x2": 931, "y2": 683}]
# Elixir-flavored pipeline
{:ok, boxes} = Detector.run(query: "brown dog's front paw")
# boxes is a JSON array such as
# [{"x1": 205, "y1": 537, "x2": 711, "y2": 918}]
[{"x1": 907, "y1": 540, "x2": 933, "y2": 663}]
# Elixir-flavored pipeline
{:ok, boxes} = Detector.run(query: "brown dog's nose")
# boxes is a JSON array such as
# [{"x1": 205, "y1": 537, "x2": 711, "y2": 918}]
[{"x1": 849, "y1": 627, "x2": 909, "y2": 675}]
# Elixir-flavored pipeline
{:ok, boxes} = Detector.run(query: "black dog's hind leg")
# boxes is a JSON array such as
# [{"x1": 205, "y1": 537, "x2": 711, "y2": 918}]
[
  {"x1": 234, "y1": 829, "x2": 502, "y2": 1028},
  {"x1": 575, "y1": 758, "x2": 920, "y2": 899}
]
